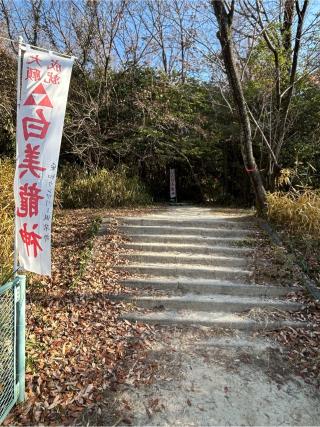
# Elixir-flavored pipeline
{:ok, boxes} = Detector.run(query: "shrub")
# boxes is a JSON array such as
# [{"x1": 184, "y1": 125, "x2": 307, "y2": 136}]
[
  {"x1": 267, "y1": 190, "x2": 320, "y2": 238},
  {"x1": 0, "y1": 158, "x2": 15, "y2": 283},
  {"x1": 60, "y1": 166, "x2": 152, "y2": 208}
]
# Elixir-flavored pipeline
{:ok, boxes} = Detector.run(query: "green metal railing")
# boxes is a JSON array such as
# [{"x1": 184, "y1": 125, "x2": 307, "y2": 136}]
[{"x1": 0, "y1": 275, "x2": 25, "y2": 424}]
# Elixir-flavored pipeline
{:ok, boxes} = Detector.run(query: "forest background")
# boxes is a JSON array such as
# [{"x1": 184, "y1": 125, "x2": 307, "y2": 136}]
[{"x1": 0, "y1": 0, "x2": 320, "y2": 282}]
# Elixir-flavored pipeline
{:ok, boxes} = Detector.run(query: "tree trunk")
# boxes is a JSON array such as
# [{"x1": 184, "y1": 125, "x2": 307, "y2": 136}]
[
  {"x1": 212, "y1": 0, "x2": 267, "y2": 215},
  {"x1": 268, "y1": 0, "x2": 308, "y2": 189}
]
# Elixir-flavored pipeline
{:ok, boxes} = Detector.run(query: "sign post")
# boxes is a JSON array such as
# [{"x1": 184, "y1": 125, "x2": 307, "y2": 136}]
[{"x1": 169, "y1": 168, "x2": 177, "y2": 204}]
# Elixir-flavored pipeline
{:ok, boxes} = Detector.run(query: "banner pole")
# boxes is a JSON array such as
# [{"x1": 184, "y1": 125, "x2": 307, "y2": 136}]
[
  {"x1": 14, "y1": 36, "x2": 23, "y2": 274},
  {"x1": 16, "y1": 275, "x2": 26, "y2": 403}
]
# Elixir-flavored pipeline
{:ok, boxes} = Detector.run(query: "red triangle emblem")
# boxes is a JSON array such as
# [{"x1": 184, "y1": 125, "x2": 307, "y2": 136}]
[
  {"x1": 23, "y1": 83, "x2": 53, "y2": 108},
  {"x1": 38, "y1": 95, "x2": 53, "y2": 108},
  {"x1": 24, "y1": 94, "x2": 36, "y2": 106},
  {"x1": 32, "y1": 83, "x2": 46, "y2": 94}
]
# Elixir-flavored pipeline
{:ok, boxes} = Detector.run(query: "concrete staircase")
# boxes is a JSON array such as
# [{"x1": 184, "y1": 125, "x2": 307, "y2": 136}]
[{"x1": 106, "y1": 207, "x2": 306, "y2": 330}]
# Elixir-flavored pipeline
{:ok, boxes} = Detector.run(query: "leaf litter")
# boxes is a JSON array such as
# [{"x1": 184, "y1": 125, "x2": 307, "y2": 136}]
[
  {"x1": 4, "y1": 207, "x2": 158, "y2": 426},
  {"x1": 251, "y1": 231, "x2": 320, "y2": 388}
]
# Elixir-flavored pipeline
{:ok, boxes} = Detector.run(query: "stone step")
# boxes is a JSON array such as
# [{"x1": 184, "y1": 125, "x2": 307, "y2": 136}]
[
  {"x1": 120, "y1": 225, "x2": 255, "y2": 239},
  {"x1": 121, "y1": 277, "x2": 298, "y2": 297},
  {"x1": 122, "y1": 310, "x2": 309, "y2": 331},
  {"x1": 191, "y1": 336, "x2": 279, "y2": 351},
  {"x1": 121, "y1": 252, "x2": 249, "y2": 267},
  {"x1": 122, "y1": 242, "x2": 253, "y2": 256},
  {"x1": 118, "y1": 217, "x2": 255, "y2": 230},
  {"x1": 112, "y1": 293, "x2": 302, "y2": 312},
  {"x1": 121, "y1": 234, "x2": 255, "y2": 247},
  {"x1": 117, "y1": 263, "x2": 251, "y2": 281}
]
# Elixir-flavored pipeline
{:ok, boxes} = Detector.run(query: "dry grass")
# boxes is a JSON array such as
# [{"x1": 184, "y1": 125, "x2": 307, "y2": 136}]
[
  {"x1": 0, "y1": 158, "x2": 15, "y2": 283},
  {"x1": 267, "y1": 190, "x2": 320, "y2": 238},
  {"x1": 60, "y1": 166, "x2": 152, "y2": 209}
]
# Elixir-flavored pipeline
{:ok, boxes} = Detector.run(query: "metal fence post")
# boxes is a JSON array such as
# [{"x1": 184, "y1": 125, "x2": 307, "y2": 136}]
[{"x1": 16, "y1": 275, "x2": 26, "y2": 403}]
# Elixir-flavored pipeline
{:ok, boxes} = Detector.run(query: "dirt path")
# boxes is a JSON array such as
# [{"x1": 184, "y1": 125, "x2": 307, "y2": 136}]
[{"x1": 109, "y1": 326, "x2": 319, "y2": 426}]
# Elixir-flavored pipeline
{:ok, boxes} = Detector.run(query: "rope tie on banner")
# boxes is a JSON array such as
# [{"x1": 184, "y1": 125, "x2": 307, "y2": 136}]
[{"x1": 245, "y1": 167, "x2": 257, "y2": 173}]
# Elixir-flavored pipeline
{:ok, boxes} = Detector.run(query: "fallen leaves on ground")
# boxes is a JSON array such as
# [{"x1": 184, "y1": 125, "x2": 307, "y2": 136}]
[
  {"x1": 252, "y1": 230, "x2": 320, "y2": 388},
  {"x1": 4, "y1": 207, "x2": 157, "y2": 426}
]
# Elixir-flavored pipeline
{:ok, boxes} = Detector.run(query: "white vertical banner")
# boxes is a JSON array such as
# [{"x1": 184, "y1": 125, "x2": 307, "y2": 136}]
[
  {"x1": 170, "y1": 168, "x2": 176, "y2": 199},
  {"x1": 14, "y1": 46, "x2": 74, "y2": 276}
]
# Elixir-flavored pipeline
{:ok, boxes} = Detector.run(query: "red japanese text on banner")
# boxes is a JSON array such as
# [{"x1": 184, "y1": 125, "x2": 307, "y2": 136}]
[{"x1": 14, "y1": 46, "x2": 74, "y2": 276}]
